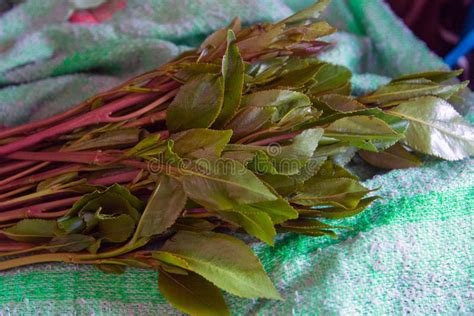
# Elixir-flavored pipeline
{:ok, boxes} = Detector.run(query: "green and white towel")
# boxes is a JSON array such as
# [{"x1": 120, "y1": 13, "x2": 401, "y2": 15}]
[{"x1": 0, "y1": 0, "x2": 472, "y2": 314}]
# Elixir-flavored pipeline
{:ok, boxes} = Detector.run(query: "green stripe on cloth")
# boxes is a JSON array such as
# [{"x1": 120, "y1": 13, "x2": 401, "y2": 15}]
[{"x1": 1, "y1": 159, "x2": 472, "y2": 314}]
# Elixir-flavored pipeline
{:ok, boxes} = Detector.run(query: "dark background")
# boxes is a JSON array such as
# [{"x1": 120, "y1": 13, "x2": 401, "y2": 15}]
[{"x1": 386, "y1": 0, "x2": 473, "y2": 87}]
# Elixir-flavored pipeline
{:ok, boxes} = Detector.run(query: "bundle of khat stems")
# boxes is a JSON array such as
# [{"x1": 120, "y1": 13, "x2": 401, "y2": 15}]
[{"x1": 0, "y1": 1, "x2": 472, "y2": 314}]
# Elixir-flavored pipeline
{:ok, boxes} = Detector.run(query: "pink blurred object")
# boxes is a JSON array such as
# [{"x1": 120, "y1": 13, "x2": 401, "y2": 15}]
[{"x1": 69, "y1": 0, "x2": 127, "y2": 24}]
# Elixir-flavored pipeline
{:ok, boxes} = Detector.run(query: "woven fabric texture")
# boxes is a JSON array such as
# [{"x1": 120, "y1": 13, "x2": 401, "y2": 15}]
[{"x1": 0, "y1": 0, "x2": 472, "y2": 315}]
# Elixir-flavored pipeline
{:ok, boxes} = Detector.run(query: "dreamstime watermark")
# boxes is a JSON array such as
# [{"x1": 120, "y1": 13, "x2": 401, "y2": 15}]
[{"x1": 146, "y1": 142, "x2": 329, "y2": 176}]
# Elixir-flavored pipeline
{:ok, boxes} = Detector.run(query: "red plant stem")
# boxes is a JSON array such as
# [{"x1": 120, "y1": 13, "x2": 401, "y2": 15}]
[
  {"x1": 0, "y1": 161, "x2": 36, "y2": 177},
  {"x1": 0, "y1": 92, "x2": 158, "y2": 155},
  {"x1": 248, "y1": 131, "x2": 302, "y2": 146},
  {"x1": 236, "y1": 128, "x2": 271, "y2": 144},
  {"x1": 107, "y1": 88, "x2": 176, "y2": 122},
  {"x1": 0, "y1": 242, "x2": 36, "y2": 252},
  {"x1": 123, "y1": 111, "x2": 167, "y2": 128},
  {"x1": 0, "y1": 185, "x2": 35, "y2": 201},
  {"x1": 0, "y1": 197, "x2": 79, "y2": 223},
  {"x1": 7, "y1": 151, "x2": 120, "y2": 165},
  {"x1": 89, "y1": 170, "x2": 140, "y2": 185},
  {"x1": 0, "y1": 72, "x2": 166, "y2": 140},
  {"x1": 0, "y1": 164, "x2": 82, "y2": 193},
  {"x1": 0, "y1": 103, "x2": 89, "y2": 140},
  {"x1": 0, "y1": 162, "x2": 49, "y2": 186}
]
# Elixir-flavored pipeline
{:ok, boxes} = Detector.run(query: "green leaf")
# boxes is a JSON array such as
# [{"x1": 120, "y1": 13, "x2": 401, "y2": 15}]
[
  {"x1": 48, "y1": 234, "x2": 95, "y2": 252},
  {"x1": 298, "y1": 196, "x2": 379, "y2": 219},
  {"x1": 241, "y1": 89, "x2": 311, "y2": 110},
  {"x1": 224, "y1": 106, "x2": 276, "y2": 139},
  {"x1": 213, "y1": 30, "x2": 244, "y2": 127},
  {"x1": 66, "y1": 128, "x2": 141, "y2": 151},
  {"x1": 126, "y1": 134, "x2": 165, "y2": 158},
  {"x1": 65, "y1": 184, "x2": 144, "y2": 220},
  {"x1": 97, "y1": 214, "x2": 135, "y2": 243},
  {"x1": 267, "y1": 62, "x2": 323, "y2": 89},
  {"x1": 324, "y1": 115, "x2": 405, "y2": 151},
  {"x1": 153, "y1": 139, "x2": 182, "y2": 166},
  {"x1": 37, "y1": 172, "x2": 78, "y2": 192},
  {"x1": 232, "y1": 198, "x2": 298, "y2": 225},
  {"x1": 275, "y1": 105, "x2": 321, "y2": 132},
  {"x1": 315, "y1": 159, "x2": 358, "y2": 180},
  {"x1": 199, "y1": 17, "x2": 241, "y2": 52},
  {"x1": 166, "y1": 74, "x2": 224, "y2": 133},
  {"x1": 257, "y1": 158, "x2": 327, "y2": 197},
  {"x1": 174, "y1": 218, "x2": 218, "y2": 232},
  {"x1": 267, "y1": 128, "x2": 323, "y2": 174},
  {"x1": 173, "y1": 63, "x2": 221, "y2": 82},
  {"x1": 247, "y1": 57, "x2": 285, "y2": 85},
  {"x1": 226, "y1": 128, "x2": 323, "y2": 175},
  {"x1": 95, "y1": 264, "x2": 127, "y2": 274},
  {"x1": 57, "y1": 216, "x2": 86, "y2": 234},
  {"x1": 358, "y1": 81, "x2": 468, "y2": 106},
  {"x1": 391, "y1": 69, "x2": 463, "y2": 83},
  {"x1": 181, "y1": 159, "x2": 277, "y2": 211},
  {"x1": 2, "y1": 219, "x2": 56, "y2": 243},
  {"x1": 171, "y1": 129, "x2": 232, "y2": 159},
  {"x1": 159, "y1": 271, "x2": 230, "y2": 316},
  {"x1": 247, "y1": 150, "x2": 279, "y2": 174},
  {"x1": 135, "y1": 175, "x2": 187, "y2": 238},
  {"x1": 279, "y1": 219, "x2": 337, "y2": 238},
  {"x1": 156, "y1": 230, "x2": 281, "y2": 299},
  {"x1": 219, "y1": 211, "x2": 276, "y2": 245},
  {"x1": 387, "y1": 96, "x2": 474, "y2": 160},
  {"x1": 279, "y1": 0, "x2": 331, "y2": 26},
  {"x1": 315, "y1": 94, "x2": 366, "y2": 113},
  {"x1": 308, "y1": 63, "x2": 352, "y2": 97},
  {"x1": 291, "y1": 177, "x2": 371, "y2": 209},
  {"x1": 359, "y1": 143, "x2": 422, "y2": 169}
]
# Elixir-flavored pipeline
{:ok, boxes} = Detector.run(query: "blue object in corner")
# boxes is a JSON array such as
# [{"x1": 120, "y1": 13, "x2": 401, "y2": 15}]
[{"x1": 444, "y1": 3, "x2": 474, "y2": 67}]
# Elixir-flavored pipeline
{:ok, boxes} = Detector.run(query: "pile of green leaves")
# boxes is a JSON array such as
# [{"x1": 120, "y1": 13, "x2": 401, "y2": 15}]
[{"x1": 0, "y1": 1, "x2": 473, "y2": 314}]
